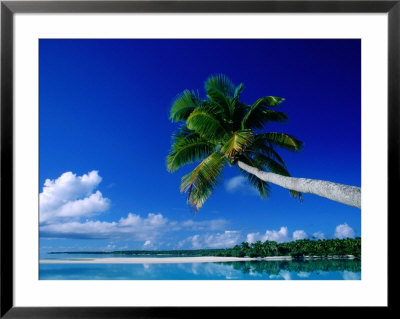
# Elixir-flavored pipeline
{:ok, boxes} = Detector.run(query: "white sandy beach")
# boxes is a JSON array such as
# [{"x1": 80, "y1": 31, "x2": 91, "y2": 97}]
[{"x1": 39, "y1": 256, "x2": 293, "y2": 264}]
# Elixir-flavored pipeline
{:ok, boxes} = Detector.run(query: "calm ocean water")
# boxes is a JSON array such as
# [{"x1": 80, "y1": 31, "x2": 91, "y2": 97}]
[{"x1": 39, "y1": 254, "x2": 361, "y2": 280}]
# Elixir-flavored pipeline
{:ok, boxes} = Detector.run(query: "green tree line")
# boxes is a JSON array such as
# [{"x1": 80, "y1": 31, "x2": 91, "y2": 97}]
[
  {"x1": 217, "y1": 237, "x2": 360, "y2": 258},
  {"x1": 50, "y1": 238, "x2": 360, "y2": 258}
]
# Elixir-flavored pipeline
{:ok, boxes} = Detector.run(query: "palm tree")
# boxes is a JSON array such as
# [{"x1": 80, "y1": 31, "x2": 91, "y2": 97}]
[{"x1": 167, "y1": 74, "x2": 361, "y2": 211}]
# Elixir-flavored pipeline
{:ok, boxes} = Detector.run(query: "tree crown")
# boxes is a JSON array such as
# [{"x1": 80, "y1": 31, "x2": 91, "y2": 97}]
[{"x1": 167, "y1": 74, "x2": 303, "y2": 211}]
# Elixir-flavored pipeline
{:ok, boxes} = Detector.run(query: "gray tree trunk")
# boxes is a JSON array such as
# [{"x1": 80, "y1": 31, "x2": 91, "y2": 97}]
[{"x1": 237, "y1": 161, "x2": 361, "y2": 209}]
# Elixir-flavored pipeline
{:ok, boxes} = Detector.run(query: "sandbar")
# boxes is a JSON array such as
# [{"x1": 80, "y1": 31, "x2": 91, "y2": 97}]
[{"x1": 39, "y1": 256, "x2": 293, "y2": 264}]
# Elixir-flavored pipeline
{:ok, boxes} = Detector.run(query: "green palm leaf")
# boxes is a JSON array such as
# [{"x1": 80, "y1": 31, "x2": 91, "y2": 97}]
[
  {"x1": 232, "y1": 102, "x2": 250, "y2": 131},
  {"x1": 168, "y1": 74, "x2": 305, "y2": 212},
  {"x1": 206, "y1": 87, "x2": 233, "y2": 119},
  {"x1": 204, "y1": 74, "x2": 235, "y2": 98},
  {"x1": 181, "y1": 152, "x2": 226, "y2": 210},
  {"x1": 167, "y1": 128, "x2": 216, "y2": 172},
  {"x1": 241, "y1": 97, "x2": 288, "y2": 130},
  {"x1": 255, "y1": 96, "x2": 285, "y2": 107},
  {"x1": 238, "y1": 154, "x2": 270, "y2": 198},
  {"x1": 170, "y1": 90, "x2": 200, "y2": 122},
  {"x1": 221, "y1": 129, "x2": 253, "y2": 162},
  {"x1": 254, "y1": 152, "x2": 290, "y2": 176},
  {"x1": 186, "y1": 106, "x2": 228, "y2": 141},
  {"x1": 231, "y1": 83, "x2": 245, "y2": 109},
  {"x1": 251, "y1": 134, "x2": 287, "y2": 166},
  {"x1": 258, "y1": 132, "x2": 303, "y2": 151}
]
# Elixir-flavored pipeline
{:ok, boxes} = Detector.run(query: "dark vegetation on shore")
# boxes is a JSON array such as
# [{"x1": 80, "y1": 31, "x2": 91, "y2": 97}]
[
  {"x1": 223, "y1": 259, "x2": 361, "y2": 275},
  {"x1": 50, "y1": 237, "x2": 361, "y2": 258}
]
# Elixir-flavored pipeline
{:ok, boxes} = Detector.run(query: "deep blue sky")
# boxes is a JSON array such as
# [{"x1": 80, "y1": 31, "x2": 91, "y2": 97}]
[{"x1": 39, "y1": 39, "x2": 361, "y2": 253}]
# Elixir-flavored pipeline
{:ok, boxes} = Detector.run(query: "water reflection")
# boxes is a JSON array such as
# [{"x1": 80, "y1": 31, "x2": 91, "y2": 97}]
[
  {"x1": 39, "y1": 259, "x2": 361, "y2": 280},
  {"x1": 221, "y1": 259, "x2": 361, "y2": 276}
]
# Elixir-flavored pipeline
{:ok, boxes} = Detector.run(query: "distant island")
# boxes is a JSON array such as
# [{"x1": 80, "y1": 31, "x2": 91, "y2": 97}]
[{"x1": 49, "y1": 238, "x2": 361, "y2": 259}]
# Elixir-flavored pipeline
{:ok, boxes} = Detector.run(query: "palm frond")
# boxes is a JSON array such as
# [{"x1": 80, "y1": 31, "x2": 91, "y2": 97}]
[
  {"x1": 170, "y1": 90, "x2": 200, "y2": 122},
  {"x1": 241, "y1": 97, "x2": 288, "y2": 130},
  {"x1": 253, "y1": 96, "x2": 285, "y2": 108},
  {"x1": 232, "y1": 83, "x2": 245, "y2": 108},
  {"x1": 204, "y1": 74, "x2": 235, "y2": 98},
  {"x1": 181, "y1": 152, "x2": 226, "y2": 210},
  {"x1": 167, "y1": 127, "x2": 216, "y2": 172},
  {"x1": 258, "y1": 132, "x2": 303, "y2": 151},
  {"x1": 251, "y1": 136, "x2": 287, "y2": 166},
  {"x1": 168, "y1": 74, "x2": 303, "y2": 211},
  {"x1": 232, "y1": 102, "x2": 250, "y2": 131},
  {"x1": 289, "y1": 190, "x2": 303, "y2": 201},
  {"x1": 238, "y1": 154, "x2": 270, "y2": 199},
  {"x1": 186, "y1": 106, "x2": 228, "y2": 141},
  {"x1": 221, "y1": 129, "x2": 253, "y2": 162},
  {"x1": 253, "y1": 152, "x2": 290, "y2": 176},
  {"x1": 244, "y1": 109, "x2": 289, "y2": 130},
  {"x1": 206, "y1": 87, "x2": 233, "y2": 119}
]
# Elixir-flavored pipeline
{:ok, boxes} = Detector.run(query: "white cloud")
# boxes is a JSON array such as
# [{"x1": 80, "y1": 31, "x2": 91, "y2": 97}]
[
  {"x1": 54, "y1": 191, "x2": 109, "y2": 219},
  {"x1": 191, "y1": 235, "x2": 202, "y2": 249},
  {"x1": 43, "y1": 171, "x2": 345, "y2": 251},
  {"x1": 179, "y1": 231, "x2": 242, "y2": 249},
  {"x1": 312, "y1": 232, "x2": 325, "y2": 240},
  {"x1": 264, "y1": 227, "x2": 290, "y2": 242},
  {"x1": 40, "y1": 211, "x2": 231, "y2": 243},
  {"x1": 225, "y1": 176, "x2": 246, "y2": 191},
  {"x1": 247, "y1": 227, "x2": 309, "y2": 243},
  {"x1": 246, "y1": 232, "x2": 261, "y2": 244},
  {"x1": 334, "y1": 223, "x2": 355, "y2": 239},
  {"x1": 40, "y1": 171, "x2": 109, "y2": 224},
  {"x1": 143, "y1": 240, "x2": 152, "y2": 248},
  {"x1": 118, "y1": 213, "x2": 168, "y2": 228},
  {"x1": 293, "y1": 230, "x2": 308, "y2": 240},
  {"x1": 225, "y1": 176, "x2": 257, "y2": 195},
  {"x1": 204, "y1": 231, "x2": 242, "y2": 248},
  {"x1": 41, "y1": 212, "x2": 171, "y2": 241},
  {"x1": 40, "y1": 171, "x2": 231, "y2": 245},
  {"x1": 247, "y1": 226, "x2": 291, "y2": 243}
]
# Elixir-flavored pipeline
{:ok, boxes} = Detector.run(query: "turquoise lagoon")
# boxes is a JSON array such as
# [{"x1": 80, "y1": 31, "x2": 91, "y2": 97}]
[{"x1": 39, "y1": 254, "x2": 361, "y2": 280}]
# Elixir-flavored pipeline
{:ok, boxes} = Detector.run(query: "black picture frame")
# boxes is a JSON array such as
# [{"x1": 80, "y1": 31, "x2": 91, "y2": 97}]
[{"x1": 1, "y1": 0, "x2": 395, "y2": 317}]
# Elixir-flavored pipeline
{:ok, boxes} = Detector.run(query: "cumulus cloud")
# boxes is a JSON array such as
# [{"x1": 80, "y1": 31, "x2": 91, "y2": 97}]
[
  {"x1": 40, "y1": 171, "x2": 109, "y2": 224},
  {"x1": 204, "y1": 231, "x2": 242, "y2": 248},
  {"x1": 190, "y1": 235, "x2": 202, "y2": 249},
  {"x1": 247, "y1": 226, "x2": 291, "y2": 243},
  {"x1": 143, "y1": 240, "x2": 152, "y2": 248},
  {"x1": 246, "y1": 232, "x2": 261, "y2": 244},
  {"x1": 225, "y1": 176, "x2": 257, "y2": 195},
  {"x1": 41, "y1": 171, "x2": 352, "y2": 251},
  {"x1": 39, "y1": 170, "x2": 232, "y2": 246},
  {"x1": 247, "y1": 227, "x2": 311, "y2": 243},
  {"x1": 179, "y1": 231, "x2": 242, "y2": 249},
  {"x1": 334, "y1": 223, "x2": 355, "y2": 239},
  {"x1": 293, "y1": 230, "x2": 308, "y2": 240},
  {"x1": 40, "y1": 211, "x2": 228, "y2": 243},
  {"x1": 264, "y1": 227, "x2": 290, "y2": 242},
  {"x1": 312, "y1": 232, "x2": 325, "y2": 240}
]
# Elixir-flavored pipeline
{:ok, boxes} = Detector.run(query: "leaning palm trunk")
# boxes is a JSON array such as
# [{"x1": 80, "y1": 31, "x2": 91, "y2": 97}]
[{"x1": 237, "y1": 161, "x2": 361, "y2": 209}]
